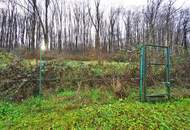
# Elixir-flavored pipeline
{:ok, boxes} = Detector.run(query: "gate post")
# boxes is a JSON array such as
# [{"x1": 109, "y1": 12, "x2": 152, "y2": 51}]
[{"x1": 140, "y1": 46, "x2": 145, "y2": 101}]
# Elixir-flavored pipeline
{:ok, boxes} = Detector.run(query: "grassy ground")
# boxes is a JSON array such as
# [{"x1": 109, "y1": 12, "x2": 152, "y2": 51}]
[
  {"x1": 1, "y1": 52, "x2": 190, "y2": 129},
  {"x1": 0, "y1": 88, "x2": 190, "y2": 130}
]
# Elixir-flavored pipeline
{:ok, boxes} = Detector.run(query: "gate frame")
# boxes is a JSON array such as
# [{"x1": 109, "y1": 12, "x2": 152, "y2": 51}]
[{"x1": 139, "y1": 44, "x2": 171, "y2": 102}]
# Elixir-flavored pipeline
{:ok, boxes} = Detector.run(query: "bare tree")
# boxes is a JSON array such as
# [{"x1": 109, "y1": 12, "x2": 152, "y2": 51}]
[
  {"x1": 108, "y1": 7, "x2": 120, "y2": 52},
  {"x1": 54, "y1": 0, "x2": 64, "y2": 52},
  {"x1": 0, "y1": 0, "x2": 189, "y2": 55},
  {"x1": 49, "y1": 2, "x2": 56, "y2": 50},
  {"x1": 88, "y1": 0, "x2": 104, "y2": 53},
  {"x1": 123, "y1": 10, "x2": 132, "y2": 48},
  {"x1": 145, "y1": 0, "x2": 163, "y2": 44},
  {"x1": 73, "y1": 2, "x2": 81, "y2": 50},
  {"x1": 26, "y1": 0, "x2": 50, "y2": 48},
  {"x1": 182, "y1": 9, "x2": 190, "y2": 50},
  {"x1": 0, "y1": 10, "x2": 7, "y2": 48},
  {"x1": 31, "y1": 0, "x2": 36, "y2": 53},
  {"x1": 133, "y1": 11, "x2": 141, "y2": 45},
  {"x1": 81, "y1": 2, "x2": 90, "y2": 53},
  {"x1": 163, "y1": 0, "x2": 179, "y2": 46}
]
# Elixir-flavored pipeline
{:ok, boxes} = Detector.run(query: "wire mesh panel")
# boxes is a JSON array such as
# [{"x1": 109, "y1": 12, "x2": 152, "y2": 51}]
[
  {"x1": 0, "y1": 58, "x2": 61, "y2": 101},
  {"x1": 140, "y1": 45, "x2": 171, "y2": 102}
]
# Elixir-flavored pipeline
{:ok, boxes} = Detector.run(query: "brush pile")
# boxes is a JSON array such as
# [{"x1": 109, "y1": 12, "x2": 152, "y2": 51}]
[{"x1": 0, "y1": 57, "x2": 39, "y2": 101}]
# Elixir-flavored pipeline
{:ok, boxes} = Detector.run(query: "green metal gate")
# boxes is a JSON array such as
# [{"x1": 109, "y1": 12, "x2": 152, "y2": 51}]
[{"x1": 139, "y1": 45, "x2": 171, "y2": 102}]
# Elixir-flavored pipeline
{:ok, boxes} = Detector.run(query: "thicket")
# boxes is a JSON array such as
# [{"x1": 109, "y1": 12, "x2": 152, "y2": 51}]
[{"x1": 0, "y1": 51, "x2": 189, "y2": 101}]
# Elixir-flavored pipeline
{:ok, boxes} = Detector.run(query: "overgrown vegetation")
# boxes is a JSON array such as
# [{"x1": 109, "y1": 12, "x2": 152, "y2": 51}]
[
  {"x1": 172, "y1": 54, "x2": 190, "y2": 87},
  {"x1": 0, "y1": 51, "x2": 139, "y2": 101},
  {"x1": 0, "y1": 51, "x2": 190, "y2": 129},
  {"x1": 0, "y1": 52, "x2": 15, "y2": 69},
  {"x1": 0, "y1": 51, "x2": 190, "y2": 101},
  {"x1": 0, "y1": 88, "x2": 190, "y2": 129}
]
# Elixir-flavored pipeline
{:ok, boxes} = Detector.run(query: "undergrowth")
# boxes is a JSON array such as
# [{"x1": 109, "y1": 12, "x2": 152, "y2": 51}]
[
  {"x1": 0, "y1": 52, "x2": 15, "y2": 69},
  {"x1": 0, "y1": 51, "x2": 190, "y2": 129},
  {"x1": 0, "y1": 88, "x2": 190, "y2": 130}
]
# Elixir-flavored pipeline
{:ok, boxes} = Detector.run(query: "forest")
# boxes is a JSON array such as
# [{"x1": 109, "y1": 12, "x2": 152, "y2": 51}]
[
  {"x1": 0, "y1": 0, "x2": 189, "y2": 53},
  {"x1": 0, "y1": 0, "x2": 190, "y2": 129}
]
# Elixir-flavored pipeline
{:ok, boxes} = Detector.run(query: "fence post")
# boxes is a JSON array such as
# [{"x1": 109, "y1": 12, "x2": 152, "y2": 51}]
[{"x1": 140, "y1": 46, "x2": 145, "y2": 101}]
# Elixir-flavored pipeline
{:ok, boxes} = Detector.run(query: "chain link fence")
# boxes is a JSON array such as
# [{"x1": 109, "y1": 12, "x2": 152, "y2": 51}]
[{"x1": 0, "y1": 49, "x2": 190, "y2": 101}]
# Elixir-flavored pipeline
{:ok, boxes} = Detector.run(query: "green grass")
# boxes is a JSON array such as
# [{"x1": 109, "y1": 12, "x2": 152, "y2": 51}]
[
  {"x1": 0, "y1": 89, "x2": 190, "y2": 130},
  {"x1": 0, "y1": 52, "x2": 190, "y2": 129},
  {"x1": 50, "y1": 60, "x2": 137, "y2": 78}
]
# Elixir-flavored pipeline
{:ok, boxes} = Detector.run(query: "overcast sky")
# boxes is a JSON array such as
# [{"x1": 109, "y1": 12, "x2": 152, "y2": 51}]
[
  {"x1": 97, "y1": 0, "x2": 190, "y2": 9},
  {"x1": 0, "y1": 0, "x2": 190, "y2": 11}
]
